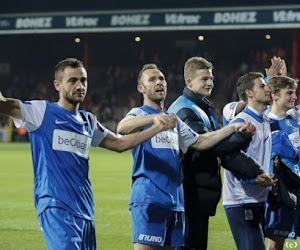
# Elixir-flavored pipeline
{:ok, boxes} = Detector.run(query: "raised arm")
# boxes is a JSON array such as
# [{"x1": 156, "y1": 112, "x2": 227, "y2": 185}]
[
  {"x1": 190, "y1": 121, "x2": 255, "y2": 151},
  {"x1": 0, "y1": 91, "x2": 22, "y2": 119},
  {"x1": 117, "y1": 113, "x2": 175, "y2": 134},
  {"x1": 265, "y1": 56, "x2": 282, "y2": 77},
  {"x1": 117, "y1": 114, "x2": 157, "y2": 134},
  {"x1": 101, "y1": 114, "x2": 177, "y2": 152}
]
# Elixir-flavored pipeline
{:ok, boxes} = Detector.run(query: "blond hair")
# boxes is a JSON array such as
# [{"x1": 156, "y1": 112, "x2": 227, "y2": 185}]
[{"x1": 184, "y1": 57, "x2": 212, "y2": 81}]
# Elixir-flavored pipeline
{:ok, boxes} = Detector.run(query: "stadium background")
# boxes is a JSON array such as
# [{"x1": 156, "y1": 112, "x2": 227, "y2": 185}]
[{"x1": 0, "y1": 0, "x2": 300, "y2": 249}]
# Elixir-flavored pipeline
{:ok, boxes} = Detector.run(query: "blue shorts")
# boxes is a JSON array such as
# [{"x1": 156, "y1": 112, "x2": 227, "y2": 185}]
[
  {"x1": 38, "y1": 207, "x2": 96, "y2": 250},
  {"x1": 225, "y1": 204, "x2": 265, "y2": 250},
  {"x1": 265, "y1": 190, "x2": 300, "y2": 239},
  {"x1": 130, "y1": 203, "x2": 184, "y2": 247}
]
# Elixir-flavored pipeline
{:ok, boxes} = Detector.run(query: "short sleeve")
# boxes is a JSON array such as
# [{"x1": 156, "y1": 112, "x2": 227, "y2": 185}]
[
  {"x1": 125, "y1": 107, "x2": 147, "y2": 118},
  {"x1": 13, "y1": 100, "x2": 46, "y2": 132},
  {"x1": 90, "y1": 114, "x2": 109, "y2": 147},
  {"x1": 287, "y1": 105, "x2": 300, "y2": 123},
  {"x1": 177, "y1": 117, "x2": 199, "y2": 153},
  {"x1": 223, "y1": 101, "x2": 242, "y2": 126}
]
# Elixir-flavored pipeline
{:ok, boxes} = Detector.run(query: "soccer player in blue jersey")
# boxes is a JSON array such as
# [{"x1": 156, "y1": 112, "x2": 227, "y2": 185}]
[
  {"x1": 0, "y1": 58, "x2": 178, "y2": 250},
  {"x1": 265, "y1": 76, "x2": 300, "y2": 250},
  {"x1": 222, "y1": 72, "x2": 275, "y2": 250},
  {"x1": 117, "y1": 64, "x2": 274, "y2": 250}
]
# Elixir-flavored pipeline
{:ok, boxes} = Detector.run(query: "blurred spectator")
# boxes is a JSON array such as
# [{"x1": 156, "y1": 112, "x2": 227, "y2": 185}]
[{"x1": 0, "y1": 38, "x2": 293, "y2": 137}]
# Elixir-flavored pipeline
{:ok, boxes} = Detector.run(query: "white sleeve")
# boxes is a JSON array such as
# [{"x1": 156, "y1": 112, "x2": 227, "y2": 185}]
[
  {"x1": 287, "y1": 105, "x2": 300, "y2": 124},
  {"x1": 125, "y1": 107, "x2": 147, "y2": 118},
  {"x1": 177, "y1": 118, "x2": 199, "y2": 153},
  {"x1": 88, "y1": 113, "x2": 109, "y2": 147},
  {"x1": 13, "y1": 100, "x2": 46, "y2": 132},
  {"x1": 223, "y1": 101, "x2": 242, "y2": 124}
]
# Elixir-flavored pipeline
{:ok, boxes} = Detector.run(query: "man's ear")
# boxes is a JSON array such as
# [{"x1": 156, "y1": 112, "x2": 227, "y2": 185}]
[
  {"x1": 53, "y1": 80, "x2": 61, "y2": 91},
  {"x1": 245, "y1": 89, "x2": 253, "y2": 99},
  {"x1": 272, "y1": 93, "x2": 279, "y2": 102},
  {"x1": 185, "y1": 78, "x2": 192, "y2": 88},
  {"x1": 137, "y1": 84, "x2": 144, "y2": 94}
]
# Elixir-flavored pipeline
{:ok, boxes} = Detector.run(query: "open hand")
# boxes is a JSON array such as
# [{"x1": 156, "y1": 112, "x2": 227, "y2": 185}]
[{"x1": 265, "y1": 56, "x2": 282, "y2": 77}]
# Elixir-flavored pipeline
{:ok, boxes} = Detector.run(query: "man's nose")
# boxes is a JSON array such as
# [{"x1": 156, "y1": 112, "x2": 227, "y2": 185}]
[
  {"x1": 76, "y1": 81, "x2": 84, "y2": 89},
  {"x1": 156, "y1": 79, "x2": 163, "y2": 85},
  {"x1": 265, "y1": 85, "x2": 271, "y2": 92}
]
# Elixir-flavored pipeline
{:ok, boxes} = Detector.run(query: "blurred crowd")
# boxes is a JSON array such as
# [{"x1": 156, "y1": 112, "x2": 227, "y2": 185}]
[{"x1": 0, "y1": 43, "x2": 293, "y2": 134}]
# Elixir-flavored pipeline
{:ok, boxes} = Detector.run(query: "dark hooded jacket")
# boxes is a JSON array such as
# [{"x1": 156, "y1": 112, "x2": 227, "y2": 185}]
[{"x1": 170, "y1": 87, "x2": 264, "y2": 216}]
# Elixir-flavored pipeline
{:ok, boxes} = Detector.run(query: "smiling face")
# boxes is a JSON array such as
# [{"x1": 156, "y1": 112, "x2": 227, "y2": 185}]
[
  {"x1": 54, "y1": 66, "x2": 88, "y2": 108},
  {"x1": 273, "y1": 87, "x2": 297, "y2": 112},
  {"x1": 138, "y1": 68, "x2": 167, "y2": 109},
  {"x1": 186, "y1": 68, "x2": 214, "y2": 97},
  {"x1": 268, "y1": 76, "x2": 298, "y2": 113}
]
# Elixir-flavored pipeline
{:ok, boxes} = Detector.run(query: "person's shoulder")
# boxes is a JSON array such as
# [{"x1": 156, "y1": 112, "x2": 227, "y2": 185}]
[
  {"x1": 21, "y1": 99, "x2": 47, "y2": 105},
  {"x1": 126, "y1": 106, "x2": 148, "y2": 117},
  {"x1": 230, "y1": 110, "x2": 248, "y2": 123},
  {"x1": 174, "y1": 106, "x2": 198, "y2": 121},
  {"x1": 223, "y1": 101, "x2": 241, "y2": 123},
  {"x1": 287, "y1": 105, "x2": 300, "y2": 121},
  {"x1": 223, "y1": 101, "x2": 238, "y2": 115}
]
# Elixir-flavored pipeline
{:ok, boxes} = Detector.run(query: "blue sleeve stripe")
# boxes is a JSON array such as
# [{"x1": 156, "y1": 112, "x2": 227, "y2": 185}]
[
  {"x1": 239, "y1": 178, "x2": 256, "y2": 184},
  {"x1": 232, "y1": 118, "x2": 245, "y2": 123}
]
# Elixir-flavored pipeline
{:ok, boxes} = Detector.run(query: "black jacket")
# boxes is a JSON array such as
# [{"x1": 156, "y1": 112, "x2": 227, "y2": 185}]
[{"x1": 175, "y1": 87, "x2": 264, "y2": 216}]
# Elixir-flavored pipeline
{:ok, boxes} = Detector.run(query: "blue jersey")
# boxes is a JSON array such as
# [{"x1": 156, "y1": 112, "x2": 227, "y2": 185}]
[
  {"x1": 268, "y1": 112, "x2": 300, "y2": 177},
  {"x1": 265, "y1": 112, "x2": 300, "y2": 239},
  {"x1": 13, "y1": 101, "x2": 108, "y2": 221},
  {"x1": 126, "y1": 105, "x2": 198, "y2": 212}
]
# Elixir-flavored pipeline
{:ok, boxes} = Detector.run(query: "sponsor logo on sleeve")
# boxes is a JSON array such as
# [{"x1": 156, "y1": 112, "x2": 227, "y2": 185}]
[{"x1": 52, "y1": 129, "x2": 91, "y2": 158}]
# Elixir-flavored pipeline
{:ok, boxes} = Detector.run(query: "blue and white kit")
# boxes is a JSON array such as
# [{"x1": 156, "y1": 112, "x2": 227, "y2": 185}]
[
  {"x1": 222, "y1": 106, "x2": 271, "y2": 250},
  {"x1": 13, "y1": 100, "x2": 108, "y2": 249},
  {"x1": 126, "y1": 105, "x2": 198, "y2": 247},
  {"x1": 13, "y1": 100, "x2": 107, "y2": 219},
  {"x1": 264, "y1": 112, "x2": 300, "y2": 239},
  {"x1": 127, "y1": 105, "x2": 198, "y2": 211}
]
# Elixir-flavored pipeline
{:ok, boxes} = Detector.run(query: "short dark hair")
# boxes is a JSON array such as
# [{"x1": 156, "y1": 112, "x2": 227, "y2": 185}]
[
  {"x1": 236, "y1": 72, "x2": 264, "y2": 102},
  {"x1": 54, "y1": 58, "x2": 84, "y2": 81},
  {"x1": 137, "y1": 64, "x2": 158, "y2": 85}
]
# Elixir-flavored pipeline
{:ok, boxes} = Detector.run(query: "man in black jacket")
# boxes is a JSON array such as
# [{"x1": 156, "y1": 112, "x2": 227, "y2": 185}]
[{"x1": 168, "y1": 57, "x2": 273, "y2": 250}]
